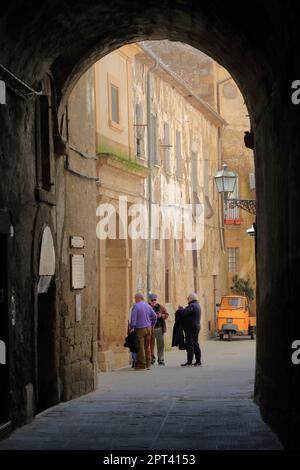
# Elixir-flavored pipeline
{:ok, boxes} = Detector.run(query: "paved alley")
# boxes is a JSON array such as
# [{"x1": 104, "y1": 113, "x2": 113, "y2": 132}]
[{"x1": 0, "y1": 339, "x2": 282, "y2": 450}]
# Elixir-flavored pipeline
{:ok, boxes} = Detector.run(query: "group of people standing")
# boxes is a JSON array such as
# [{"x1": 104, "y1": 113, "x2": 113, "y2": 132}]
[{"x1": 126, "y1": 292, "x2": 202, "y2": 371}]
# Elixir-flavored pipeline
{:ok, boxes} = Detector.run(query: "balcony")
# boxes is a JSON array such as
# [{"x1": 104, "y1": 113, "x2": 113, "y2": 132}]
[{"x1": 224, "y1": 202, "x2": 242, "y2": 225}]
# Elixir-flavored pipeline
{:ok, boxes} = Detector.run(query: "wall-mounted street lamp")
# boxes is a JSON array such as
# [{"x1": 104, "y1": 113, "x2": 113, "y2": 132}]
[
  {"x1": 214, "y1": 163, "x2": 237, "y2": 199},
  {"x1": 214, "y1": 163, "x2": 256, "y2": 216}
]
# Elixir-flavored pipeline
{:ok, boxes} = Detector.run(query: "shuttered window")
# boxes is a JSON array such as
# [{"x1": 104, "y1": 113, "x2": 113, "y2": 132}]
[
  {"x1": 150, "y1": 114, "x2": 158, "y2": 165},
  {"x1": 163, "y1": 122, "x2": 171, "y2": 172},
  {"x1": 135, "y1": 103, "x2": 144, "y2": 159},
  {"x1": 176, "y1": 130, "x2": 182, "y2": 178}
]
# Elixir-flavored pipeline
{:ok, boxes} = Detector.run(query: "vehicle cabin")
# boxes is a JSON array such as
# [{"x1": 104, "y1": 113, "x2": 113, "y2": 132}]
[{"x1": 216, "y1": 295, "x2": 256, "y2": 341}]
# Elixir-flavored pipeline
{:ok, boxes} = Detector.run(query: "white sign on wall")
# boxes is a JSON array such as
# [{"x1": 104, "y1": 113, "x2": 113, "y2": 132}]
[
  {"x1": 0, "y1": 340, "x2": 6, "y2": 365},
  {"x1": 70, "y1": 236, "x2": 85, "y2": 249},
  {"x1": 0, "y1": 80, "x2": 6, "y2": 105},
  {"x1": 71, "y1": 254, "x2": 85, "y2": 289}
]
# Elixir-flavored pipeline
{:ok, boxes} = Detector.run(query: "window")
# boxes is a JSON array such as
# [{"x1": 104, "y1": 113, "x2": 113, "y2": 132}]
[
  {"x1": 38, "y1": 95, "x2": 52, "y2": 191},
  {"x1": 227, "y1": 247, "x2": 239, "y2": 273},
  {"x1": 192, "y1": 249, "x2": 198, "y2": 268},
  {"x1": 36, "y1": 75, "x2": 54, "y2": 193},
  {"x1": 191, "y1": 151, "x2": 199, "y2": 194},
  {"x1": 135, "y1": 103, "x2": 145, "y2": 159},
  {"x1": 176, "y1": 130, "x2": 183, "y2": 178},
  {"x1": 163, "y1": 122, "x2": 171, "y2": 172},
  {"x1": 164, "y1": 239, "x2": 171, "y2": 303},
  {"x1": 204, "y1": 159, "x2": 209, "y2": 198},
  {"x1": 191, "y1": 151, "x2": 199, "y2": 217},
  {"x1": 249, "y1": 172, "x2": 256, "y2": 190},
  {"x1": 225, "y1": 176, "x2": 240, "y2": 222},
  {"x1": 110, "y1": 84, "x2": 119, "y2": 124},
  {"x1": 221, "y1": 297, "x2": 243, "y2": 309},
  {"x1": 165, "y1": 268, "x2": 170, "y2": 302},
  {"x1": 107, "y1": 74, "x2": 121, "y2": 130},
  {"x1": 150, "y1": 114, "x2": 158, "y2": 165}
]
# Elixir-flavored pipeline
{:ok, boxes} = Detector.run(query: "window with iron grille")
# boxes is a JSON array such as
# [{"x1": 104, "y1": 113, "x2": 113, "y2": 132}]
[
  {"x1": 225, "y1": 176, "x2": 240, "y2": 221},
  {"x1": 227, "y1": 247, "x2": 239, "y2": 273}
]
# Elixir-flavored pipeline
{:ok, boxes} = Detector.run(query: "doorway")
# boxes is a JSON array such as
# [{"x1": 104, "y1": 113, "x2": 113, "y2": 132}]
[
  {"x1": 0, "y1": 234, "x2": 9, "y2": 425},
  {"x1": 37, "y1": 280, "x2": 58, "y2": 413}
]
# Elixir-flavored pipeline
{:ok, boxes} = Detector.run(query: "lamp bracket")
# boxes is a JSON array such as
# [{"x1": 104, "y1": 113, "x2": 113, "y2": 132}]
[{"x1": 228, "y1": 199, "x2": 256, "y2": 215}]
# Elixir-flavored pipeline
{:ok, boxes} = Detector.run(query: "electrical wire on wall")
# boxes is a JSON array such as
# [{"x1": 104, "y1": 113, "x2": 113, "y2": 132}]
[{"x1": 0, "y1": 63, "x2": 42, "y2": 98}]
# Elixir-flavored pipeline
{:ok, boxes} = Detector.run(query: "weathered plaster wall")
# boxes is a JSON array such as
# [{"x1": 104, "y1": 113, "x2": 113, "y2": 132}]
[
  {"x1": 134, "y1": 51, "x2": 226, "y2": 338},
  {"x1": 0, "y1": 0, "x2": 300, "y2": 447},
  {"x1": 96, "y1": 156, "x2": 148, "y2": 371}
]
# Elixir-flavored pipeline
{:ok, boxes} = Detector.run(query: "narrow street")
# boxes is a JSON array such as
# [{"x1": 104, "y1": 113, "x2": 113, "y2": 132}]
[{"x1": 0, "y1": 340, "x2": 282, "y2": 450}]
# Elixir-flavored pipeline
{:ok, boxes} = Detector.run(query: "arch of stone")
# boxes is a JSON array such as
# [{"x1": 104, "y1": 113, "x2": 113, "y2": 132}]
[{"x1": 0, "y1": 1, "x2": 300, "y2": 448}]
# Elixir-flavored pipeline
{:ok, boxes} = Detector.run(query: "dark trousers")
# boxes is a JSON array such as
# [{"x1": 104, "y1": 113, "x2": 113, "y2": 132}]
[{"x1": 184, "y1": 325, "x2": 201, "y2": 364}]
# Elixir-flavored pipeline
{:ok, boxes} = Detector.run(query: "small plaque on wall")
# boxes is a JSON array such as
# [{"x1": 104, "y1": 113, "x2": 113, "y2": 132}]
[
  {"x1": 70, "y1": 236, "x2": 85, "y2": 249},
  {"x1": 71, "y1": 254, "x2": 85, "y2": 289}
]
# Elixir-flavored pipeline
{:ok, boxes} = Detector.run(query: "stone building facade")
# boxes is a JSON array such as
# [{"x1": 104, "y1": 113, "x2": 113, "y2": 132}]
[
  {"x1": 145, "y1": 41, "x2": 256, "y2": 311},
  {"x1": 132, "y1": 45, "x2": 228, "y2": 343},
  {"x1": 93, "y1": 45, "x2": 150, "y2": 371},
  {"x1": 215, "y1": 64, "x2": 256, "y2": 311},
  {"x1": 74, "y1": 43, "x2": 228, "y2": 371}
]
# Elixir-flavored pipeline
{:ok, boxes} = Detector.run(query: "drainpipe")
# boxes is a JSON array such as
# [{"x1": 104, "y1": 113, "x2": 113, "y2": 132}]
[
  {"x1": 146, "y1": 57, "x2": 158, "y2": 297},
  {"x1": 216, "y1": 76, "x2": 232, "y2": 253}
]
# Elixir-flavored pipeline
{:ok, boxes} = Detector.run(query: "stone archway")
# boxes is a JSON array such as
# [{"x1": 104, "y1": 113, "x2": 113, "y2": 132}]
[{"x1": 1, "y1": 1, "x2": 300, "y2": 447}]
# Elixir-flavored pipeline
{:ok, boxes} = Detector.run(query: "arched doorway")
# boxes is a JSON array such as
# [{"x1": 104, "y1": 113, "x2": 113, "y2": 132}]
[
  {"x1": 1, "y1": 1, "x2": 300, "y2": 447},
  {"x1": 98, "y1": 211, "x2": 132, "y2": 371},
  {"x1": 36, "y1": 226, "x2": 58, "y2": 413}
]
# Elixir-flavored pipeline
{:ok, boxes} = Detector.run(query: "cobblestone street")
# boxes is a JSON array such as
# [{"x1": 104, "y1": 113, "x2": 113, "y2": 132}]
[{"x1": 0, "y1": 340, "x2": 282, "y2": 450}]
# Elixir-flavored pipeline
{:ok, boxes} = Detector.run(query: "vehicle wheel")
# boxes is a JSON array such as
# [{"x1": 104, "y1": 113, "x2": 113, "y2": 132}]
[
  {"x1": 228, "y1": 332, "x2": 232, "y2": 342},
  {"x1": 220, "y1": 334, "x2": 224, "y2": 340}
]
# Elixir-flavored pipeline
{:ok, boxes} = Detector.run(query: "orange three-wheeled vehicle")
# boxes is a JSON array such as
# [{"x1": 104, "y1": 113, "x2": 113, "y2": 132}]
[{"x1": 216, "y1": 295, "x2": 256, "y2": 341}]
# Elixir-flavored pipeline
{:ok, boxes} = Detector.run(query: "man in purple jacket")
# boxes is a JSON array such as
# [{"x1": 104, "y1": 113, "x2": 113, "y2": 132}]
[{"x1": 130, "y1": 293, "x2": 157, "y2": 370}]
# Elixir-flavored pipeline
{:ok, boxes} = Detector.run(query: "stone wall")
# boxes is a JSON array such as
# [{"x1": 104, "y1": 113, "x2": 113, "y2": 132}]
[
  {"x1": 1, "y1": 0, "x2": 300, "y2": 447},
  {"x1": 134, "y1": 49, "x2": 227, "y2": 337},
  {"x1": 59, "y1": 68, "x2": 98, "y2": 400}
]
